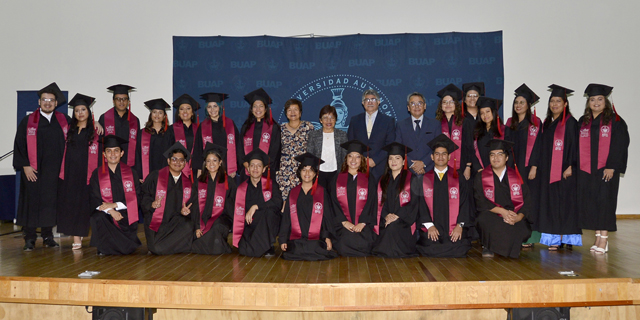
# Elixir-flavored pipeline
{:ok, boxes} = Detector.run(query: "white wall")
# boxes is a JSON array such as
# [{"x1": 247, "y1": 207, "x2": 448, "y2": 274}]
[{"x1": 1, "y1": 0, "x2": 638, "y2": 214}]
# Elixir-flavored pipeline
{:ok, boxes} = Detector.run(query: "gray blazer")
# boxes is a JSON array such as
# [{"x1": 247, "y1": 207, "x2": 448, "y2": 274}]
[{"x1": 307, "y1": 128, "x2": 348, "y2": 171}]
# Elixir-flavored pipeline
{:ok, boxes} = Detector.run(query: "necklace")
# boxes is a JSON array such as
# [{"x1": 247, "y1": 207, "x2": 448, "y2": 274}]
[{"x1": 288, "y1": 121, "x2": 301, "y2": 130}]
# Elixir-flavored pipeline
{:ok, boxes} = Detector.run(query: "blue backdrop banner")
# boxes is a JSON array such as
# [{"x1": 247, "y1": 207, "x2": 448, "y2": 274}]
[{"x1": 173, "y1": 32, "x2": 504, "y2": 129}]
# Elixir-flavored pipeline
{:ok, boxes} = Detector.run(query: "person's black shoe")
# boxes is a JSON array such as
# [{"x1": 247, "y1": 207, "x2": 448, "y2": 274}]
[
  {"x1": 43, "y1": 238, "x2": 60, "y2": 248},
  {"x1": 264, "y1": 247, "x2": 276, "y2": 258},
  {"x1": 23, "y1": 239, "x2": 36, "y2": 251},
  {"x1": 482, "y1": 248, "x2": 494, "y2": 258}
]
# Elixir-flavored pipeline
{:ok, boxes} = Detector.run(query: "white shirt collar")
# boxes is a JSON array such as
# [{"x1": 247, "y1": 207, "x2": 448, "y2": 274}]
[
  {"x1": 496, "y1": 167, "x2": 506, "y2": 181},
  {"x1": 172, "y1": 173, "x2": 182, "y2": 183},
  {"x1": 434, "y1": 167, "x2": 448, "y2": 175},
  {"x1": 40, "y1": 110, "x2": 53, "y2": 121},
  {"x1": 411, "y1": 114, "x2": 424, "y2": 123},
  {"x1": 366, "y1": 110, "x2": 378, "y2": 121}
]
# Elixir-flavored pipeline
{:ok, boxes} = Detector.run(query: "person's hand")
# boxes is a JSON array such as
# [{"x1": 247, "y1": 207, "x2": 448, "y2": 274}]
[
  {"x1": 181, "y1": 203, "x2": 192, "y2": 216},
  {"x1": 195, "y1": 229, "x2": 203, "y2": 238},
  {"x1": 243, "y1": 162, "x2": 249, "y2": 170},
  {"x1": 139, "y1": 179, "x2": 144, "y2": 184},
  {"x1": 410, "y1": 160, "x2": 425, "y2": 175},
  {"x1": 196, "y1": 169, "x2": 202, "y2": 178},
  {"x1": 528, "y1": 166, "x2": 537, "y2": 180},
  {"x1": 353, "y1": 223, "x2": 366, "y2": 233},
  {"x1": 342, "y1": 221, "x2": 355, "y2": 232},
  {"x1": 368, "y1": 158, "x2": 376, "y2": 167},
  {"x1": 450, "y1": 225, "x2": 463, "y2": 242},
  {"x1": 94, "y1": 122, "x2": 104, "y2": 135},
  {"x1": 477, "y1": 168, "x2": 483, "y2": 173},
  {"x1": 427, "y1": 226, "x2": 440, "y2": 241},
  {"x1": 245, "y1": 204, "x2": 259, "y2": 224},
  {"x1": 280, "y1": 243, "x2": 287, "y2": 251},
  {"x1": 230, "y1": 172, "x2": 237, "y2": 178},
  {"x1": 325, "y1": 238, "x2": 333, "y2": 251},
  {"x1": 110, "y1": 210, "x2": 123, "y2": 221},
  {"x1": 98, "y1": 202, "x2": 117, "y2": 211},
  {"x1": 563, "y1": 166, "x2": 572, "y2": 179},
  {"x1": 385, "y1": 213, "x2": 399, "y2": 227},
  {"x1": 151, "y1": 196, "x2": 163, "y2": 209},
  {"x1": 603, "y1": 169, "x2": 614, "y2": 182},
  {"x1": 23, "y1": 166, "x2": 37, "y2": 182},
  {"x1": 463, "y1": 167, "x2": 471, "y2": 180}
]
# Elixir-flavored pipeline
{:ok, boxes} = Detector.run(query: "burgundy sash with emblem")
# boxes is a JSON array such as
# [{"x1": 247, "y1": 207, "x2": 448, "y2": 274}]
[
  {"x1": 59, "y1": 131, "x2": 99, "y2": 185},
  {"x1": 173, "y1": 119, "x2": 198, "y2": 177},
  {"x1": 375, "y1": 171, "x2": 413, "y2": 235},
  {"x1": 27, "y1": 109, "x2": 69, "y2": 171},
  {"x1": 506, "y1": 117, "x2": 541, "y2": 167},
  {"x1": 149, "y1": 167, "x2": 192, "y2": 232},
  {"x1": 336, "y1": 172, "x2": 368, "y2": 224},
  {"x1": 201, "y1": 117, "x2": 238, "y2": 175},
  {"x1": 441, "y1": 117, "x2": 463, "y2": 168},
  {"x1": 243, "y1": 120, "x2": 272, "y2": 155},
  {"x1": 474, "y1": 125, "x2": 504, "y2": 169},
  {"x1": 481, "y1": 167, "x2": 524, "y2": 214},
  {"x1": 98, "y1": 163, "x2": 139, "y2": 227},
  {"x1": 421, "y1": 168, "x2": 460, "y2": 233},
  {"x1": 104, "y1": 107, "x2": 138, "y2": 167},
  {"x1": 549, "y1": 119, "x2": 567, "y2": 183},
  {"x1": 579, "y1": 119, "x2": 611, "y2": 174},
  {"x1": 197, "y1": 175, "x2": 227, "y2": 234},
  {"x1": 232, "y1": 176, "x2": 272, "y2": 247},
  {"x1": 287, "y1": 184, "x2": 325, "y2": 240}
]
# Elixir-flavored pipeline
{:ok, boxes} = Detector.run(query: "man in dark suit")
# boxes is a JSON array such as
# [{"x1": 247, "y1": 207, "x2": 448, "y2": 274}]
[
  {"x1": 395, "y1": 92, "x2": 442, "y2": 175},
  {"x1": 347, "y1": 89, "x2": 396, "y2": 178}
]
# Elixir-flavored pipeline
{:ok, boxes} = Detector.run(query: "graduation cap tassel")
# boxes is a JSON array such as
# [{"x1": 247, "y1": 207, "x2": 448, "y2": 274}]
[
  {"x1": 224, "y1": 171, "x2": 229, "y2": 190},
  {"x1": 511, "y1": 148, "x2": 524, "y2": 184},
  {"x1": 197, "y1": 114, "x2": 200, "y2": 125},
  {"x1": 497, "y1": 115, "x2": 503, "y2": 137},
  {"x1": 611, "y1": 95, "x2": 621, "y2": 122},
  {"x1": 533, "y1": 105, "x2": 539, "y2": 126},
  {"x1": 460, "y1": 93, "x2": 465, "y2": 118},
  {"x1": 164, "y1": 117, "x2": 168, "y2": 132},
  {"x1": 311, "y1": 171, "x2": 318, "y2": 195},
  {"x1": 222, "y1": 107, "x2": 226, "y2": 128},
  {"x1": 268, "y1": 107, "x2": 273, "y2": 125},
  {"x1": 452, "y1": 158, "x2": 459, "y2": 179},
  {"x1": 403, "y1": 146, "x2": 408, "y2": 170}
]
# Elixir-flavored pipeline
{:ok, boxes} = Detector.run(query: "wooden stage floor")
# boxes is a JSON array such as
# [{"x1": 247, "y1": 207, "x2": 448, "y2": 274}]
[{"x1": 1, "y1": 220, "x2": 639, "y2": 313}]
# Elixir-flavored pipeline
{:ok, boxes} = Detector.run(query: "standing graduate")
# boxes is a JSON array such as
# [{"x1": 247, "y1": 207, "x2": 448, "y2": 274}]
[
  {"x1": 239, "y1": 88, "x2": 281, "y2": 180},
  {"x1": 57, "y1": 94, "x2": 98, "y2": 250},
  {"x1": 371, "y1": 142, "x2": 420, "y2": 258},
  {"x1": 98, "y1": 84, "x2": 140, "y2": 167},
  {"x1": 141, "y1": 142, "x2": 194, "y2": 255},
  {"x1": 233, "y1": 149, "x2": 283, "y2": 257},
  {"x1": 529, "y1": 85, "x2": 582, "y2": 250},
  {"x1": 473, "y1": 139, "x2": 532, "y2": 258},
  {"x1": 417, "y1": 134, "x2": 471, "y2": 258},
  {"x1": 166, "y1": 94, "x2": 200, "y2": 178},
  {"x1": 329, "y1": 140, "x2": 377, "y2": 257},
  {"x1": 192, "y1": 92, "x2": 241, "y2": 180},
  {"x1": 191, "y1": 143, "x2": 236, "y2": 255},
  {"x1": 14, "y1": 82, "x2": 70, "y2": 251},
  {"x1": 279, "y1": 153, "x2": 338, "y2": 261},
  {"x1": 472, "y1": 97, "x2": 505, "y2": 173},
  {"x1": 135, "y1": 98, "x2": 171, "y2": 182},
  {"x1": 89, "y1": 135, "x2": 142, "y2": 255},
  {"x1": 461, "y1": 82, "x2": 485, "y2": 123},
  {"x1": 577, "y1": 84, "x2": 630, "y2": 254},
  {"x1": 504, "y1": 84, "x2": 543, "y2": 248}
]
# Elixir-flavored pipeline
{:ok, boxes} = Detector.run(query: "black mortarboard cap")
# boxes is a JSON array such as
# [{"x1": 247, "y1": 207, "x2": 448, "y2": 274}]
[
  {"x1": 38, "y1": 82, "x2": 66, "y2": 105},
  {"x1": 199, "y1": 92, "x2": 229, "y2": 104},
  {"x1": 427, "y1": 134, "x2": 459, "y2": 154},
  {"x1": 584, "y1": 83, "x2": 613, "y2": 97},
  {"x1": 514, "y1": 83, "x2": 540, "y2": 104},
  {"x1": 203, "y1": 142, "x2": 226, "y2": 159},
  {"x1": 163, "y1": 141, "x2": 191, "y2": 161},
  {"x1": 107, "y1": 84, "x2": 135, "y2": 95},
  {"x1": 144, "y1": 98, "x2": 171, "y2": 111},
  {"x1": 382, "y1": 142, "x2": 412, "y2": 156},
  {"x1": 477, "y1": 97, "x2": 502, "y2": 110},
  {"x1": 102, "y1": 134, "x2": 128, "y2": 149},
  {"x1": 68, "y1": 93, "x2": 95, "y2": 108},
  {"x1": 243, "y1": 149, "x2": 270, "y2": 166},
  {"x1": 173, "y1": 94, "x2": 200, "y2": 111},
  {"x1": 486, "y1": 139, "x2": 514, "y2": 152},
  {"x1": 462, "y1": 82, "x2": 485, "y2": 96},
  {"x1": 244, "y1": 88, "x2": 272, "y2": 105},
  {"x1": 437, "y1": 84, "x2": 463, "y2": 101},
  {"x1": 548, "y1": 84, "x2": 574, "y2": 98},
  {"x1": 340, "y1": 140, "x2": 371, "y2": 155},
  {"x1": 294, "y1": 152, "x2": 324, "y2": 168}
]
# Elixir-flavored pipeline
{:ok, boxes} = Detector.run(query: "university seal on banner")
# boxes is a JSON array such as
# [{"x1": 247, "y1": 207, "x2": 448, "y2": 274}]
[
  {"x1": 235, "y1": 207, "x2": 244, "y2": 216},
  {"x1": 314, "y1": 202, "x2": 323, "y2": 214},
  {"x1": 27, "y1": 127, "x2": 36, "y2": 136},
  {"x1": 124, "y1": 181, "x2": 134, "y2": 192},
  {"x1": 424, "y1": 188, "x2": 433, "y2": 198},
  {"x1": 601, "y1": 125, "x2": 610, "y2": 137},
  {"x1": 228, "y1": 134, "x2": 235, "y2": 144},
  {"x1": 106, "y1": 125, "x2": 115, "y2": 134},
  {"x1": 358, "y1": 188, "x2": 367, "y2": 200},
  {"x1": 101, "y1": 187, "x2": 112, "y2": 198},
  {"x1": 130, "y1": 128, "x2": 137, "y2": 139},
  {"x1": 204, "y1": 135, "x2": 212, "y2": 144},
  {"x1": 400, "y1": 191, "x2": 410, "y2": 202},
  {"x1": 157, "y1": 190, "x2": 166, "y2": 198},
  {"x1": 484, "y1": 188, "x2": 494, "y2": 200},
  {"x1": 199, "y1": 189, "x2": 207, "y2": 199},
  {"x1": 580, "y1": 128, "x2": 589, "y2": 138},
  {"x1": 450, "y1": 187, "x2": 459, "y2": 199},
  {"x1": 215, "y1": 196, "x2": 224, "y2": 207},
  {"x1": 529, "y1": 125, "x2": 538, "y2": 136},
  {"x1": 452, "y1": 129, "x2": 461, "y2": 140},
  {"x1": 554, "y1": 139, "x2": 563, "y2": 151},
  {"x1": 263, "y1": 191, "x2": 271, "y2": 201},
  {"x1": 184, "y1": 187, "x2": 191, "y2": 197},
  {"x1": 89, "y1": 144, "x2": 98, "y2": 154},
  {"x1": 511, "y1": 184, "x2": 521, "y2": 196},
  {"x1": 336, "y1": 186, "x2": 346, "y2": 197},
  {"x1": 261, "y1": 133, "x2": 270, "y2": 143}
]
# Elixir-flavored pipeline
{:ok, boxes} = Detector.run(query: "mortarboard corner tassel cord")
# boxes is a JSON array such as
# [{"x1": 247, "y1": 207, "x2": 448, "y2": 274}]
[
  {"x1": 511, "y1": 147, "x2": 524, "y2": 184},
  {"x1": 224, "y1": 169, "x2": 229, "y2": 190},
  {"x1": 403, "y1": 146, "x2": 408, "y2": 170},
  {"x1": 311, "y1": 164, "x2": 319, "y2": 195},
  {"x1": 128, "y1": 100, "x2": 131, "y2": 121},
  {"x1": 460, "y1": 90, "x2": 465, "y2": 118},
  {"x1": 611, "y1": 94, "x2": 620, "y2": 122},
  {"x1": 222, "y1": 99, "x2": 226, "y2": 128}
]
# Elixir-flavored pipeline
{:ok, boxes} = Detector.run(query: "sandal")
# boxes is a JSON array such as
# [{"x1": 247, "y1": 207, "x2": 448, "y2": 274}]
[
  {"x1": 590, "y1": 233, "x2": 601, "y2": 252},
  {"x1": 548, "y1": 245, "x2": 560, "y2": 251},
  {"x1": 595, "y1": 236, "x2": 608, "y2": 254},
  {"x1": 72, "y1": 243, "x2": 82, "y2": 250},
  {"x1": 522, "y1": 243, "x2": 534, "y2": 248}
]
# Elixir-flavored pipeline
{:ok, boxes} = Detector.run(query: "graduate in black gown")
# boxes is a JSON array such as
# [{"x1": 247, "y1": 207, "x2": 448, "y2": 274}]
[
  {"x1": 239, "y1": 88, "x2": 281, "y2": 180},
  {"x1": 233, "y1": 149, "x2": 283, "y2": 257},
  {"x1": 14, "y1": 82, "x2": 70, "y2": 251},
  {"x1": 371, "y1": 142, "x2": 420, "y2": 258},
  {"x1": 89, "y1": 135, "x2": 142, "y2": 255},
  {"x1": 98, "y1": 84, "x2": 140, "y2": 168},
  {"x1": 528, "y1": 85, "x2": 582, "y2": 250},
  {"x1": 461, "y1": 82, "x2": 485, "y2": 180},
  {"x1": 577, "y1": 84, "x2": 630, "y2": 254},
  {"x1": 166, "y1": 94, "x2": 200, "y2": 179},
  {"x1": 57, "y1": 94, "x2": 98, "y2": 250},
  {"x1": 329, "y1": 140, "x2": 377, "y2": 257},
  {"x1": 471, "y1": 97, "x2": 505, "y2": 173},
  {"x1": 474, "y1": 139, "x2": 532, "y2": 258},
  {"x1": 279, "y1": 153, "x2": 338, "y2": 261},
  {"x1": 504, "y1": 84, "x2": 543, "y2": 247},
  {"x1": 192, "y1": 92, "x2": 241, "y2": 181},
  {"x1": 135, "y1": 98, "x2": 171, "y2": 182},
  {"x1": 191, "y1": 143, "x2": 236, "y2": 255},
  {"x1": 141, "y1": 143, "x2": 194, "y2": 255},
  {"x1": 417, "y1": 135, "x2": 471, "y2": 258}
]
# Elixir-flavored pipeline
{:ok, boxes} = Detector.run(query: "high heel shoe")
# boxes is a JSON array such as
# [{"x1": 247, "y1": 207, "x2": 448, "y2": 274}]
[
  {"x1": 590, "y1": 233, "x2": 601, "y2": 252},
  {"x1": 595, "y1": 236, "x2": 608, "y2": 254}
]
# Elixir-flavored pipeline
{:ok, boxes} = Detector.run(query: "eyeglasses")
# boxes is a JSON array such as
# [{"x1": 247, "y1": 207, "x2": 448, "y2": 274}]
[
  {"x1": 170, "y1": 157, "x2": 186, "y2": 163},
  {"x1": 442, "y1": 100, "x2": 455, "y2": 105},
  {"x1": 321, "y1": 115, "x2": 336, "y2": 121},
  {"x1": 409, "y1": 102, "x2": 425, "y2": 107},
  {"x1": 114, "y1": 97, "x2": 129, "y2": 102},
  {"x1": 433, "y1": 152, "x2": 449, "y2": 157},
  {"x1": 41, "y1": 98, "x2": 56, "y2": 103},
  {"x1": 363, "y1": 98, "x2": 378, "y2": 103},
  {"x1": 467, "y1": 94, "x2": 478, "y2": 98}
]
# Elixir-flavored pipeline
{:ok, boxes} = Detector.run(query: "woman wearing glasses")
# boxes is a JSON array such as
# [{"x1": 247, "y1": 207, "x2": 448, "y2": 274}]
[{"x1": 307, "y1": 105, "x2": 348, "y2": 192}]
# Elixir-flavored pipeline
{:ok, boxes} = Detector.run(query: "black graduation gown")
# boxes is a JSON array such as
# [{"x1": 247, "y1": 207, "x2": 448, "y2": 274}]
[
  {"x1": 239, "y1": 120, "x2": 281, "y2": 180},
  {"x1": 279, "y1": 186, "x2": 338, "y2": 261},
  {"x1": 329, "y1": 173, "x2": 377, "y2": 257},
  {"x1": 89, "y1": 164, "x2": 142, "y2": 255},
  {"x1": 191, "y1": 118, "x2": 241, "y2": 175},
  {"x1": 528, "y1": 116, "x2": 581, "y2": 235},
  {"x1": 13, "y1": 112, "x2": 70, "y2": 228},
  {"x1": 417, "y1": 171, "x2": 471, "y2": 258},
  {"x1": 577, "y1": 115, "x2": 630, "y2": 231},
  {"x1": 98, "y1": 109, "x2": 140, "y2": 165},
  {"x1": 460, "y1": 116, "x2": 479, "y2": 239},
  {"x1": 135, "y1": 128, "x2": 169, "y2": 182},
  {"x1": 190, "y1": 177, "x2": 236, "y2": 255},
  {"x1": 473, "y1": 171, "x2": 532, "y2": 258},
  {"x1": 57, "y1": 127, "x2": 93, "y2": 236},
  {"x1": 237, "y1": 178, "x2": 283, "y2": 257},
  {"x1": 166, "y1": 122, "x2": 196, "y2": 152},
  {"x1": 472, "y1": 129, "x2": 500, "y2": 172},
  {"x1": 371, "y1": 173, "x2": 420, "y2": 258},
  {"x1": 141, "y1": 170, "x2": 194, "y2": 255}
]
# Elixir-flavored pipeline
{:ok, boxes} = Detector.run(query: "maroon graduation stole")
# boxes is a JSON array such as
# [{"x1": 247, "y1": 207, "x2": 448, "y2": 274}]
[
  {"x1": 421, "y1": 168, "x2": 460, "y2": 233},
  {"x1": 148, "y1": 167, "x2": 192, "y2": 232},
  {"x1": 197, "y1": 175, "x2": 227, "y2": 234},
  {"x1": 201, "y1": 117, "x2": 238, "y2": 175},
  {"x1": 579, "y1": 119, "x2": 611, "y2": 174},
  {"x1": 232, "y1": 176, "x2": 272, "y2": 247},
  {"x1": 59, "y1": 131, "x2": 99, "y2": 185},
  {"x1": 173, "y1": 119, "x2": 198, "y2": 177},
  {"x1": 481, "y1": 167, "x2": 524, "y2": 214},
  {"x1": 287, "y1": 184, "x2": 325, "y2": 241},
  {"x1": 474, "y1": 126, "x2": 504, "y2": 169},
  {"x1": 549, "y1": 118, "x2": 567, "y2": 183},
  {"x1": 104, "y1": 107, "x2": 138, "y2": 167},
  {"x1": 506, "y1": 117, "x2": 541, "y2": 167},
  {"x1": 243, "y1": 120, "x2": 272, "y2": 155},
  {"x1": 140, "y1": 130, "x2": 152, "y2": 179},
  {"x1": 26, "y1": 109, "x2": 69, "y2": 171},
  {"x1": 336, "y1": 172, "x2": 368, "y2": 224},
  {"x1": 98, "y1": 163, "x2": 139, "y2": 227},
  {"x1": 375, "y1": 171, "x2": 413, "y2": 235},
  {"x1": 441, "y1": 116, "x2": 463, "y2": 168}
]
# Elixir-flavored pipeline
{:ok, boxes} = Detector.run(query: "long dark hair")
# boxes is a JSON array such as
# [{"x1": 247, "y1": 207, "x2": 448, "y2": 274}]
[
  {"x1": 144, "y1": 110, "x2": 167, "y2": 134},
  {"x1": 241, "y1": 101, "x2": 273, "y2": 136},
  {"x1": 544, "y1": 96, "x2": 571, "y2": 128},
  {"x1": 198, "y1": 150, "x2": 227, "y2": 184},
  {"x1": 379, "y1": 156, "x2": 408, "y2": 206},
  {"x1": 67, "y1": 105, "x2": 96, "y2": 145},
  {"x1": 474, "y1": 107, "x2": 501, "y2": 139},
  {"x1": 435, "y1": 97, "x2": 463, "y2": 126},
  {"x1": 340, "y1": 152, "x2": 368, "y2": 173},
  {"x1": 582, "y1": 97, "x2": 613, "y2": 126},
  {"x1": 509, "y1": 96, "x2": 536, "y2": 130}
]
